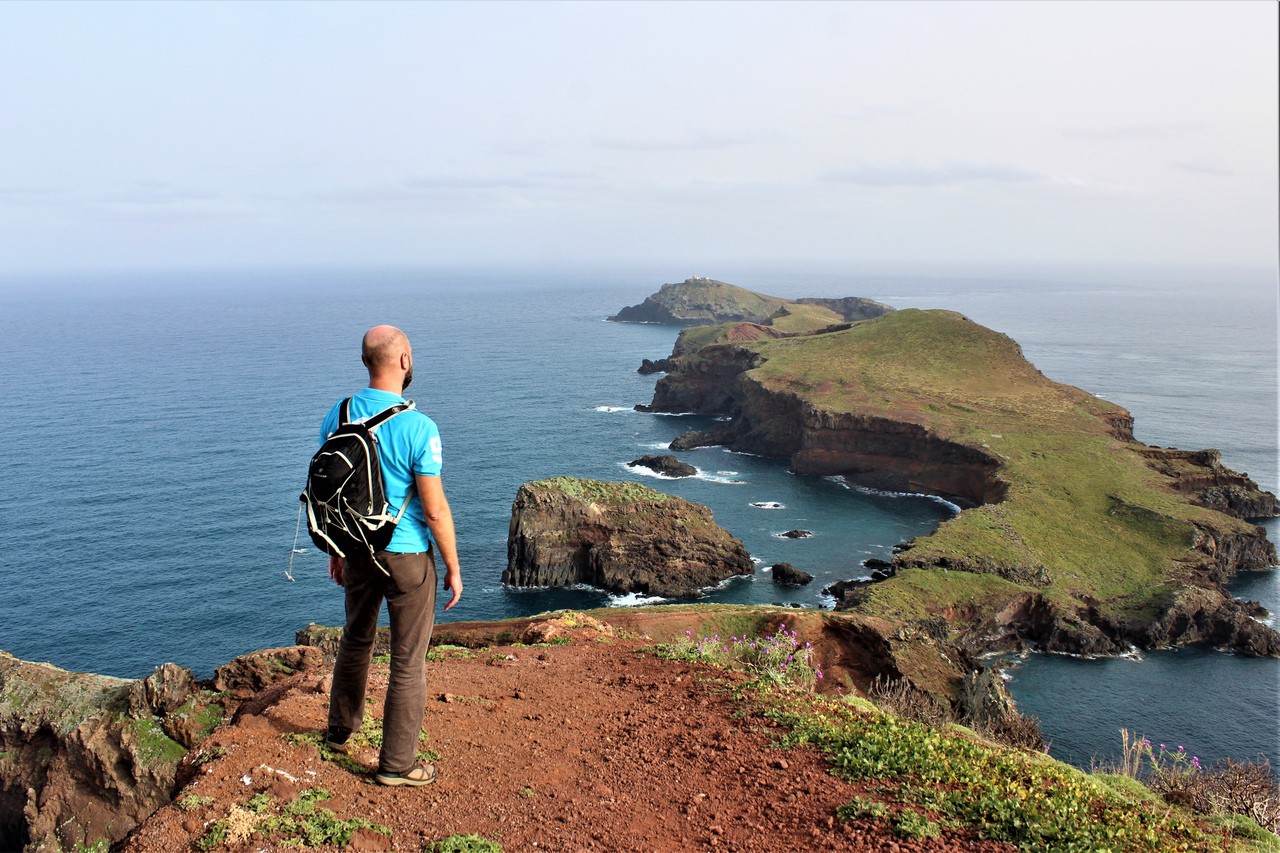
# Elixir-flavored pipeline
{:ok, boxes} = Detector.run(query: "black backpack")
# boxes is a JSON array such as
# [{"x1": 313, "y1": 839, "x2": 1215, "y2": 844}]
[{"x1": 301, "y1": 398, "x2": 414, "y2": 574}]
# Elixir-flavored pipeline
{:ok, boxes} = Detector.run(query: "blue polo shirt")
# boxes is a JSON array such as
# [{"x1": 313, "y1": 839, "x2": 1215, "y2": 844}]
[{"x1": 319, "y1": 388, "x2": 442, "y2": 554}]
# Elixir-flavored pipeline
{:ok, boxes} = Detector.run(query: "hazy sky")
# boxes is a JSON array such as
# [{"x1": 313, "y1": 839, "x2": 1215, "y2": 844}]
[{"x1": 2, "y1": 0, "x2": 1276, "y2": 273}]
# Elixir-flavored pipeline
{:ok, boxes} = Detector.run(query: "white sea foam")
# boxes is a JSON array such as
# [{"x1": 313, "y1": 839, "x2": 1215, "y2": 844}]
[
  {"x1": 750, "y1": 501, "x2": 785, "y2": 509},
  {"x1": 621, "y1": 462, "x2": 683, "y2": 480},
  {"x1": 593, "y1": 405, "x2": 632, "y2": 413},
  {"x1": 621, "y1": 460, "x2": 745, "y2": 484},
  {"x1": 828, "y1": 477, "x2": 963, "y2": 514},
  {"x1": 695, "y1": 470, "x2": 746, "y2": 485},
  {"x1": 638, "y1": 441, "x2": 672, "y2": 450},
  {"x1": 292, "y1": 547, "x2": 309, "y2": 554},
  {"x1": 609, "y1": 592, "x2": 668, "y2": 607}
]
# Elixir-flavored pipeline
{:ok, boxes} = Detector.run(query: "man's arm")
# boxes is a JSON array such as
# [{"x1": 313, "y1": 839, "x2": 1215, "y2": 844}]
[{"x1": 416, "y1": 473, "x2": 462, "y2": 610}]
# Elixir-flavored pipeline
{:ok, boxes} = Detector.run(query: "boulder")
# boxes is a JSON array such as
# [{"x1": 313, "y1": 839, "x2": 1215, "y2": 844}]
[
  {"x1": 770, "y1": 563, "x2": 813, "y2": 586},
  {"x1": 503, "y1": 477, "x2": 754, "y2": 597},
  {"x1": 628, "y1": 454, "x2": 697, "y2": 478}
]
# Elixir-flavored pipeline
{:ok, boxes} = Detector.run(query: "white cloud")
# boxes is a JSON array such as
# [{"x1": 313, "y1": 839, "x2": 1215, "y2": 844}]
[{"x1": 821, "y1": 162, "x2": 1041, "y2": 189}]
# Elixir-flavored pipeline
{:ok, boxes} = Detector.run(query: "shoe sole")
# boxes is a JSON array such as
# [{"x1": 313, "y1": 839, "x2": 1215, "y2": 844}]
[
  {"x1": 375, "y1": 768, "x2": 437, "y2": 787},
  {"x1": 324, "y1": 739, "x2": 351, "y2": 754}
]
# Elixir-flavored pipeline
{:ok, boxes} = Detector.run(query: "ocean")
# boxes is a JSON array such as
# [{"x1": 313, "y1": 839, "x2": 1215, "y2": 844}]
[{"x1": 0, "y1": 264, "x2": 1275, "y2": 771}]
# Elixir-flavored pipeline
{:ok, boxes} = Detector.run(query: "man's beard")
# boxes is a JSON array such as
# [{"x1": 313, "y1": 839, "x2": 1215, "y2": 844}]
[{"x1": 402, "y1": 365, "x2": 413, "y2": 391}]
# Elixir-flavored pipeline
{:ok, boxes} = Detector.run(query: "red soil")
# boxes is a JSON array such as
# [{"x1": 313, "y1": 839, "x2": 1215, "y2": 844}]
[{"x1": 124, "y1": 618, "x2": 1014, "y2": 853}]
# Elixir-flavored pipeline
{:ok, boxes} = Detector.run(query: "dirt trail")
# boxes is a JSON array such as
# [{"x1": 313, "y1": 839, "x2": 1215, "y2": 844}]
[{"x1": 125, "y1": 622, "x2": 1012, "y2": 852}]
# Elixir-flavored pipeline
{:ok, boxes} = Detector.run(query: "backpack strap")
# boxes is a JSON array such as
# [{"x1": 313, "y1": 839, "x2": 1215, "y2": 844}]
[
  {"x1": 363, "y1": 399, "x2": 415, "y2": 431},
  {"x1": 337, "y1": 397, "x2": 352, "y2": 427}
]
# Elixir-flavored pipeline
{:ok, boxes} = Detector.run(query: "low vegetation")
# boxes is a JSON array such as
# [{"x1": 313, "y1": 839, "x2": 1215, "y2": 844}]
[
  {"x1": 424, "y1": 835, "x2": 503, "y2": 853},
  {"x1": 654, "y1": 627, "x2": 1279, "y2": 851},
  {"x1": 195, "y1": 787, "x2": 388, "y2": 850},
  {"x1": 530, "y1": 476, "x2": 669, "y2": 505}
]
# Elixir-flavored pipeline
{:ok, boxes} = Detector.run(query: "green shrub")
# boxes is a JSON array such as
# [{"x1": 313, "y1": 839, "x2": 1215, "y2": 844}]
[
  {"x1": 835, "y1": 796, "x2": 888, "y2": 821},
  {"x1": 425, "y1": 834, "x2": 503, "y2": 853}
]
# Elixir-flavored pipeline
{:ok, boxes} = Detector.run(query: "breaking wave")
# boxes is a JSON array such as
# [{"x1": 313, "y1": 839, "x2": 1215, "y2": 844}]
[
  {"x1": 824, "y1": 476, "x2": 962, "y2": 514},
  {"x1": 608, "y1": 592, "x2": 668, "y2": 607}
]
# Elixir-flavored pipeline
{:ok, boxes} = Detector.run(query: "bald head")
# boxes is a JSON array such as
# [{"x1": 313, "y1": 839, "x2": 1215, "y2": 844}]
[
  {"x1": 361, "y1": 325, "x2": 414, "y2": 392},
  {"x1": 362, "y1": 325, "x2": 409, "y2": 369}
]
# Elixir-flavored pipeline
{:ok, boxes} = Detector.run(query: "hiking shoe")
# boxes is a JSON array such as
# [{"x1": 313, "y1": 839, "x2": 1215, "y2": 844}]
[
  {"x1": 324, "y1": 729, "x2": 353, "y2": 754},
  {"x1": 375, "y1": 764, "x2": 437, "y2": 787}
]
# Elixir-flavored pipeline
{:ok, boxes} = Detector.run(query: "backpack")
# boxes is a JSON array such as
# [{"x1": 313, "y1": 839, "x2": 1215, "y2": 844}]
[{"x1": 301, "y1": 398, "x2": 415, "y2": 574}]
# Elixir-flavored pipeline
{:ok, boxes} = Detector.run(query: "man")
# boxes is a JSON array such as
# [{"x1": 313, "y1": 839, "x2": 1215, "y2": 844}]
[{"x1": 321, "y1": 324, "x2": 462, "y2": 787}]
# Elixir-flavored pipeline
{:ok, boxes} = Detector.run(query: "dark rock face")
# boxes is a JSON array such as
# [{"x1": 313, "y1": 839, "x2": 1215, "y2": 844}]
[
  {"x1": 771, "y1": 563, "x2": 813, "y2": 585},
  {"x1": 503, "y1": 479, "x2": 754, "y2": 597},
  {"x1": 1140, "y1": 447, "x2": 1280, "y2": 520},
  {"x1": 652, "y1": 354, "x2": 1005, "y2": 507},
  {"x1": 637, "y1": 357, "x2": 675, "y2": 375},
  {"x1": 641, "y1": 344, "x2": 763, "y2": 417},
  {"x1": 1001, "y1": 584, "x2": 1280, "y2": 658},
  {"x1": 628, "y1": 454, "x2": 697, "y2": 478},
  {"x1": 780, "y1": 530, "x2": 813, "y2": 539}
]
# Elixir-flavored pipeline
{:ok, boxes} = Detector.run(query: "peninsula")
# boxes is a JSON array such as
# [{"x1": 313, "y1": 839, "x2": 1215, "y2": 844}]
[{"x1": 616, "y1": 278, "x2": 1280, "y2": 659}]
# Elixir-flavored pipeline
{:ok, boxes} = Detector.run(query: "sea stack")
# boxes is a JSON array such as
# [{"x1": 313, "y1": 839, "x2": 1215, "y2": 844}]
[{"x1": 503, "y1": 477, "x2": 754, "y2": 597}]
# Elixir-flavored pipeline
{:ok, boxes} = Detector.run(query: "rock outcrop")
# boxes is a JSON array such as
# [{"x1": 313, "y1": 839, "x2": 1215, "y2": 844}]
[
  {"x1": 0, "y1": 646, "x2": 325, "y2": 852},
  {"x1": 770, "y1": 563, "x2": 813, "y2": 585},
  {"x1": 0, "y1": 653, "x2": 204, "y2": 852},
  {"x1": 503, "y1": 477, "x2": 754, "y2": 597},
  {"x1": 628, "y1": 454, "x2": 697, "y2": 478},
  {"x1": 1139, "y1": 447, "x2": 1280, "y2": 519}
]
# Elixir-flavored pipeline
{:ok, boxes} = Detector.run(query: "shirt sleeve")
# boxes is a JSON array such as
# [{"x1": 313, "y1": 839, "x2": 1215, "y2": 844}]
[
  {"x1": 411, "y1": 415, "x2": 443, "y2": 477},
  {"x1": 319, "y1": 401, "x2": 342, "y2": 445}
]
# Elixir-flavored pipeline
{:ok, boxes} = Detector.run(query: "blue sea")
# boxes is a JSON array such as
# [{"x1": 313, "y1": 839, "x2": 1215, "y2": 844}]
[{"x1": 0, "y1": 264, "x2": 1275, "y2": 771}]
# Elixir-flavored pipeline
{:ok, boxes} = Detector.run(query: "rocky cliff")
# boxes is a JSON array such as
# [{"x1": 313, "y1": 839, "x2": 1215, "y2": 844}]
[
  {"x1": 503, "y1": 477, "x2": 754, "y2": 597},
  {"x1": 636, "y1": 305, "x2": 1280, "y2": 660},
  {"x1": 0, "y1": 647, "x2": 324, "y2": 852}
]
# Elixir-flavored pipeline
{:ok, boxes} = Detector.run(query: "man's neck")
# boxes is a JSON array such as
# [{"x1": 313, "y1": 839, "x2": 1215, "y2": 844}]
[{"x1": 367, "y1": 378, "x2": 403, "y2": 395}]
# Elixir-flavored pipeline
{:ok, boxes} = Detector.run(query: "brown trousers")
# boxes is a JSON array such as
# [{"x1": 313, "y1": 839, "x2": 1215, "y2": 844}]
[{"x1": 327, "y1": 548, "x2": 437, "y2": 774}]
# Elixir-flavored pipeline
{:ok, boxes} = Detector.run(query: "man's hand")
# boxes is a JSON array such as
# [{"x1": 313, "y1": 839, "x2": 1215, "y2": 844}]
[
  {"x1": 443, "y1": 566, "x2": 462, "y2": 610},
  {"x1": 329, "y1": 555, "x2": 346, "y2": 587}
]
